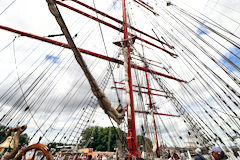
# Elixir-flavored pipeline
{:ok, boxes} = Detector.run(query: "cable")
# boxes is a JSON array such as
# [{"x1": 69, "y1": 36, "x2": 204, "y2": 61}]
[{"x1": 0, "y1": 0, "x2": 16, "y2": 16}]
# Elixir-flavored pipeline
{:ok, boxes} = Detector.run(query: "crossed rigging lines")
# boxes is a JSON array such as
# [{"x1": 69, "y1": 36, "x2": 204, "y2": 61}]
[
  {"x1": 149, "y1": 2, "x2": 240, "y2": 146},
  {"x1": 0, "y1": 0, "x2": 239, "y2": 149}
]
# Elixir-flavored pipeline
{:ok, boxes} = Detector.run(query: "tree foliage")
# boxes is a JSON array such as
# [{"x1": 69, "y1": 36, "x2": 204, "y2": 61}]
[
  {"x1": 0, "y1": 125, "x2": 5, "y2": 143},
  {"x1": 19, "y1": 133, "x2": 29, "y2": 147},
  {"x1": 80, "y1": 126, "x2": 152, "y2": 152},
  {"x1": 80, "y1": 126, "x2": 123, "y2": 152},
  {"x1": 137, "y1": 135, "x2": 153, "y2": 152},
  {"x1": 47, "y1": 142, "x2": 64, "y2": 149}
]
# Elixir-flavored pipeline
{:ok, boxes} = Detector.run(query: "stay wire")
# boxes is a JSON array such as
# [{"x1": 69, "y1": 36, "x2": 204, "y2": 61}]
[
  {"x1": 132, "y1": 46, "x2": 206, "y2": 144},
  {"x1": 151, "y1": 15, "x2": 240, "y2": 113},
  {"x1": 160, "y1": 104, "x2": 185, "y2": 147},
  {"x1": 17, "y1": 55, "x2": 71, "y2": 125},
  {"x1": 22, "y1": 32, "x2": 91, "y2": 125},
  {"x1": 172, "y1": 5, "x2": 240, "y2": 63},
  {"x1": 31, "y1": 49, "x2": 103, "y2": 143},
  {"x1": 62, "y1": 54, "x2": 119, "y2": 144},
  {"x1": 67, "y1": 58, "x2": 119, "y2": 144},
  {"x1": 57, "y1": 92, "x2": 93, "y2": 143},
  {"x1": 148, "y1": 14, "x2": 219, "y2": 129},
  {"x1": 108, "y1": 116, "x2": 129, "y2": 154},
  {"x1": 150, "y1": 24, "x2": 238, "y2": 145},
  {"x1": 150, "y1": 17, "x2": 240, "y2": 140},
  {"x1": 6, "y1": 44, "x2": 69, "y2": 126},
  {"x1": 154, "y1": 34, "x2": 240, "y2": 136},
  {"x1": 0, "y1": 37, "x2": 15, "y2": 54},
  {"x1": 0, "y1": 37, "x2": 67, "y2": 113},
  {"x1": 22, "y1": 55, "x2": 75, "y2": 126},
  {"x1": 68, "y1": 82, "x2": 103, "y2": 144},
  {"x1": 132, "y1": 55, "x2": 152, "y2": 147},
  {"x1": 173, "y1": 6, "x2": 240, "y2": 62},
  {"x1": 92, "y1": 0, "x2": 122, "y2": 105},
  {"x1": 70, "y1": 69, "x2": 121, "y2": 144},
  {"x1": 179, "y1": 79, "x2": 238, "y2": 142},
  {"x1": 12, "y1": 36, "x2": 52, "y2": 142},
  {"x1": 50, "y1": 62, "x2": 101, "y2": 143},
  {"x1": 161, "y1": 4, "x2": 240, "y2": 83},
  {"x1": 171, "y1": 35, "x2": 240, "y2": 123},
  {"x1": 173, "y1": 5, "x2": 240, "y2": 49},
  {"x1": 181, "y1": 54, "x2": 240, "y2": 128},
  {"x1": 0, "y1": 0, "x2": 16, "y2": 16},
  {"x1": 0, "y1": 62, "x2": 51, "y2": 126},
  {"x1": 158, "y1": 5, "x2": 240, "y2": 102},
  {"x1": 3, "y1": 37, "x2": 72, "y2": 128},
  {"x1": 173, "y1": 1, "x2": 240, "y2": 41},
  {"x1": 0, "y1": 42, "x2": 46, "y2": 111},
  {"x1": 209, "y1": 0, "x2": 240, "y2": 16},
  {"x1": 132, "y1": 46, "x2": 219, "y2": 146},
  {"x1": 195, "y1": 73, "x2": 240, "y2": 126},
  {"x1": 0, "y1": 1, "x2": 98, "y2": 127},
  {"x1": 0, "y1": 34, "x2": 59, "y2": 89},
  {"x1": 160, "y1": 79, "x2": 223, "y2": 146},
  {"x1": 29, "y1": 72, "x2": 85, "y2": 142}
]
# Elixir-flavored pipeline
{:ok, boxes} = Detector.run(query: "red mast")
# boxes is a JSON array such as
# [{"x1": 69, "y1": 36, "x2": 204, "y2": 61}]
[
  {"x1": 0, "y1": 1, "x2": 184, "y2": 157},
  {"x1": 142, "y1": 44, "x2": 161, "y2": 157},
  {"x1": 122, "y1": 0, "x2": 138, "y2": 157}
]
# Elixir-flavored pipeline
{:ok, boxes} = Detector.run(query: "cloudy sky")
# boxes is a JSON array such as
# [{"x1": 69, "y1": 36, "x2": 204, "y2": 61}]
[{"x1": 0, "y1": 0, "x2": 240, "y2": 149}]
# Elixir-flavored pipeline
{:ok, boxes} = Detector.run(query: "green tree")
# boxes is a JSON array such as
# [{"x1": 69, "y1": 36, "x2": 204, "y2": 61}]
[
  {"x1": 19, "y1": 133, "x2": 29, "y2": 147},
  {"x1": 80, "y1": 126, "x2": 126, "y2": 152},
  {"x1": 47, "y1": 142, "x2": 64, "y2": 149},
  {"x1": 79, "y1": 126, "x2": 152, "y2": 152},
  {"x1": 137, "y1": 135, "x2": 153, "y2": 152},
  {"x1": 0, "y1": 125, "x2": 5, "y2": 142}
]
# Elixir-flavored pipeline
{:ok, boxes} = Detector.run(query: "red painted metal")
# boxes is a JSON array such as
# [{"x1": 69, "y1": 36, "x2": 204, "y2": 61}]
[
  {"x1": 122, "y1": 0, "x2": 138, "y2": 157},
  {"x1": 131, "y1": 56, "x2": 163, "y2": 69},
  {"x1": 131, "y1": 55, "x2": 162, "y2": 67},
  {"x1": 55, "y1": 1, "x2": 177, "y2": 57},
  {"x1": 133, "y1": 65, "x2": 185, "y2": 82},
  {"x1": 113, "y1": 82, "x2": 173, "y2": 94},
  {"x1": 142, "y1": 44, "x2": 160, "y2": 157},
  {"x1": 0, "y1": 25, "x2": 185, "y2": 82},
  {"x1": 111, "y1": 86, "x2": 169, "y2": 98},
  {"x1": 70, "y1": 0, "x2": 174, "y2": 49},
  {"x1": 135, "y1": 36, "x2": 177, "y2": 57},
  {"x1": 134, "y1": 110, "x2": 180, "y2": 117},
  {"x1": 137, "y1": 0, "x2": 154, "y2": 10},
  {"x1": 132, "y1": 54, "x2": 163, "y2": 65},
  {"x1": 133, "y1": 0, "x2": 159, "y2": 16}
]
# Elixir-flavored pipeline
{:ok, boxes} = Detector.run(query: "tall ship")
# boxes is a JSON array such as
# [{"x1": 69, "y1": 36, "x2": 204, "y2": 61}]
[{"x1": 0, "y1": 0, "x2": 239, "y2": 159}]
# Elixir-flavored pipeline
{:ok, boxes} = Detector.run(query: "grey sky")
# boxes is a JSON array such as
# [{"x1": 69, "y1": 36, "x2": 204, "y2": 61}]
[{"x1": 0, "y1": 0, "x2": 240, "y2": 147}]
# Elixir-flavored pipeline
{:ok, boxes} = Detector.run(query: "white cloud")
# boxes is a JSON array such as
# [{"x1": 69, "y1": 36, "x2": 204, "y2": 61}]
[{"x1": 0, "y1": 0, "x2": 240, "y2": 150}]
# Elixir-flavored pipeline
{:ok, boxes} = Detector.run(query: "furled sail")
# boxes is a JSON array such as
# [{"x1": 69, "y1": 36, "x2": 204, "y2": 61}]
[{"x1": 46, "y1": 0, "x2": 125, "y2": 124}]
